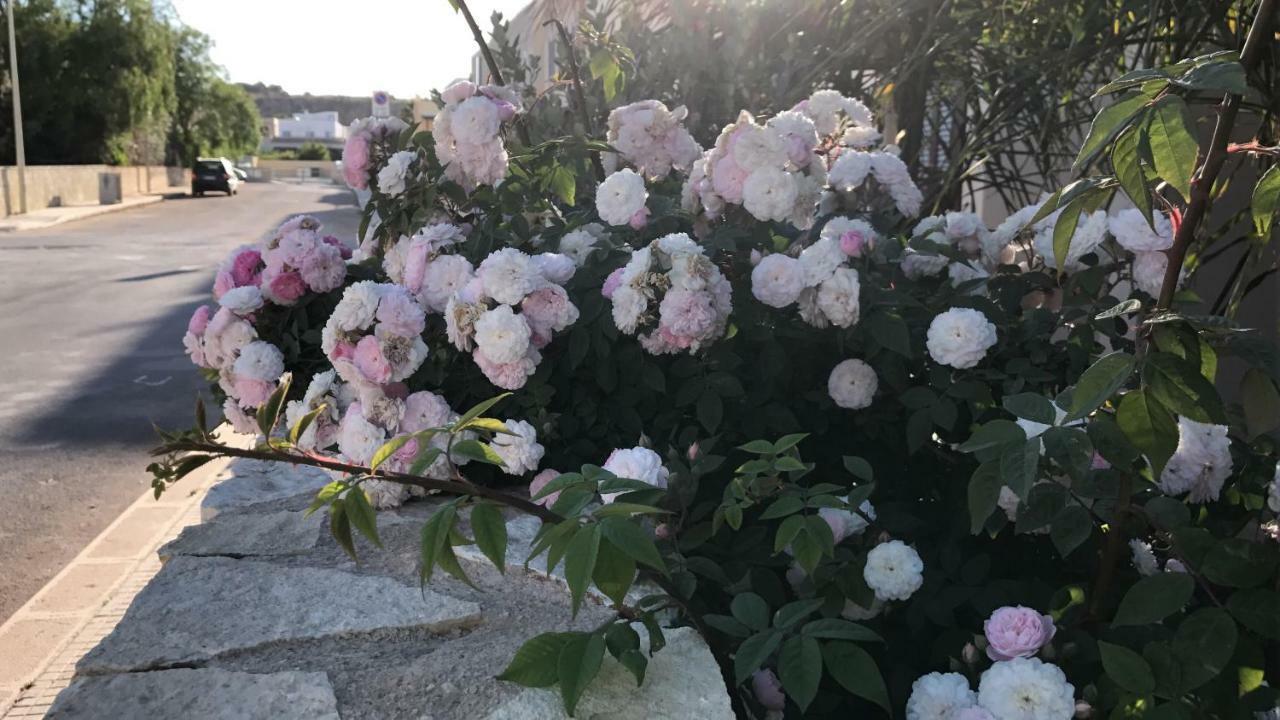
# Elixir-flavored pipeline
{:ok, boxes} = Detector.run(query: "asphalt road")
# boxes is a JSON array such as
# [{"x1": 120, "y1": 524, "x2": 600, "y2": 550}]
[{"x1": 0, "y1": 182, "x2": 359, "y2": 622}]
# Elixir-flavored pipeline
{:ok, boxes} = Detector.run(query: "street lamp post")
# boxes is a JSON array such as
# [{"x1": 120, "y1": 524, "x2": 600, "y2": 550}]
[{"x1": 5, "y1": 0, "x2": 27, "y2": 215}]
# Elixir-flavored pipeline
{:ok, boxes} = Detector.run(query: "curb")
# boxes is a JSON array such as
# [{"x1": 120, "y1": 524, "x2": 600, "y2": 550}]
[
  {"x1": 0, "y1": 195, "x2": 168, "y2": 233},
  {"x1": 0, "y1": 432, "x2": 243, "y2": 718}
]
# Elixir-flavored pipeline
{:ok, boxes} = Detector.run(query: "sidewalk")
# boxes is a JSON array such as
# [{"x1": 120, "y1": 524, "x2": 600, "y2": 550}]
[
  {"x1": 0, "y1": 195, "x2": 169, "y2": 233},
  {"x1": 0, "y1": 452, "x2": 235, "y2": 718}
]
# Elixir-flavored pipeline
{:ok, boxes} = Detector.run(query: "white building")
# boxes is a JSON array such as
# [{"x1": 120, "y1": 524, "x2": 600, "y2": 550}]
[{"x1": 266, "y1": 111, "x2": 347, "y2": 142}]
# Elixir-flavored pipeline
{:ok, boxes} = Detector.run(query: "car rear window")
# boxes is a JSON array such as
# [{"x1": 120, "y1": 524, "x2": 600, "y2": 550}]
[{"x1": 197, "y1": 161, "x2": 223, "y2": 171}]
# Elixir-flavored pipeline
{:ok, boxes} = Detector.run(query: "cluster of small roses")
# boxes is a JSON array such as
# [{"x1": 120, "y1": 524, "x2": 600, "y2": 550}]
[
  {"x1": 685, "y1": 109, "x2": 827, "y2": 227},
  {"x1": 342, "y1": 116, "x2": 411, "y2": 191},
  {"x1": 604, "y1": 233, "x2": 732, "y2": 355},
  {"x1": 752, "y1": 216, "x2": 872, "y2": 329},
  {"x1": 604, "y1": 99, "x2": 702, "y2": 180},
  {"x1": 827, "y1": 146, "x2": 924, "y2": 219},
  {"x1": 434, "y1": 79, "x2": 519, "y2": 191},
  {"x1": 322, "y1": 281, "x2": 429, "y2": 389},
  {"x1": 384, "y1": 223, "x2": 473, "y2": 313},
  {"x1": 183, "y1": 301, "x2": 284, "y2": 433},
  {"x1": 212, "y1": 222, "x2": 349, "y2": 313},
  {"x1": 902, "y1": 607, "x2": 1076, "y2": 720},
  {"x1": 903, "y1": 212, "x2": 1003, "y2": 287},
  {"x1": 444, "y1": 247, "x2": 580, "y2": 389}
]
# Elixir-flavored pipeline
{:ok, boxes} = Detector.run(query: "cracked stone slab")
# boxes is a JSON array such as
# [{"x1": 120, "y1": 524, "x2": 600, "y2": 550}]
[
  {"x1": 78, "y1": 556, "x2": 482, "y2": 674},
  {"x1": 47, "y1": 668, "x2": 340, "y2": 719},
  {"x1": 201, "y1": 459, "x2": 332, "y2": 521},
  {"x1": 484, "y1": 626, "x2": 734, "y2": 720},
  {"x1": 158, "y1": 510, "x2": 324, "y2": 561}
]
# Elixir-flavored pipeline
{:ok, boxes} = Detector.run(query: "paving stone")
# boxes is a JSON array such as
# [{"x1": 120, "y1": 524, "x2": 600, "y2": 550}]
[
  {"x1": 46, "y1": 668, "x2": 340, "y2": 720},
  {"x1": 158, "y1": 511, "x2": 322, "y2": 560},
  {"x1": 484, "y1": 626, "x2": 734, "y2": 720},
  {"x1": 201, "y1": 459, "x2": 331, "y2": 521},
  {"x1": 77, "y1": 557, "x2": 482, "y2": 674}
]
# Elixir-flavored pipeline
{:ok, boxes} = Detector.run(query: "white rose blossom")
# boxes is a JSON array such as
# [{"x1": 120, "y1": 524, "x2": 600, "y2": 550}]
[
  {"x1": 1108, "y1": 208, "x2": 1173, "y2": 253},
  {"x1": 491, "y1": 419, "x2": 544, "y2": 476},
  {"x1": 977, "y1": 658, "x2": 1076, "y2": 720},
  {"x1": 596, "y1": 169, "x2": 649, "y2": 226},
  {"x1": 906, "y1": 672, "x2": 978, "y2": 720},
  {"x1": 863, "y1": 539, "x2": 925, "y2": 601},
  {"x1": 477, "y1": 248, "x2": 541, "y2": 306},
  {"x1": 1159, "y1": 417, "x2": 1232, "y2": 503},
  {"x1": 751, "y1": 254, "x2": 806, "y2": 308},
  {"x1": 828, "y1": 358, "x2": 878, "y2": 409},
  {"x1": 601, "y1": 446, "x2": 670, "y2": 503},
  {"x1": 473, "y1": 305, "x2": 532, "y2": 365},
  {"x1": 927, "y1": 308, "x2": 998, "y2": 369},
  {"x1": 219, "y1": 286, "x2": 264, "y2": 315},
  {"x1": 377, "y1": 150, "x2": 415, "y2": 197},
  {"x1": 816, "y1": 267, "x2": 862, "y2": 328}
]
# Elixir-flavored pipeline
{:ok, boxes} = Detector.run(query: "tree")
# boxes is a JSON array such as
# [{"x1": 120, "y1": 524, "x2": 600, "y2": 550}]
[
  {"x1": 295, "y1": 141, "x2": 330, "y2": 161},
  {"x1": 168, "y1": 27, "x2": 260, "y2": 165}
]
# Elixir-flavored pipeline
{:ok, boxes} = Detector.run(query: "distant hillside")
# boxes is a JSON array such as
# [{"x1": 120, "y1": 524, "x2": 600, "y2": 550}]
[{"x1": 239, "y1": 83, "x2": 410, "y2": 125}]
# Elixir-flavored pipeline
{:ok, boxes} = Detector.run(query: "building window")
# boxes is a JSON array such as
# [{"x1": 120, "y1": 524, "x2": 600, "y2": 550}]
[{"x1": 282, "y1": 130, "x2": 292, "y2": 138}]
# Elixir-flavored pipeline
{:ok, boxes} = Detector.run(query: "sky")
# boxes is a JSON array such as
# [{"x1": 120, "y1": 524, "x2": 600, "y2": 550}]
[{"x1": 170, "y1": 0, "x2": 532, "y2": 98}]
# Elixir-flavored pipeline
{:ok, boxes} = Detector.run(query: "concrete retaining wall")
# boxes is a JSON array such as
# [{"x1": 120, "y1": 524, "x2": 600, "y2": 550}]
[
  {"x1": 250, "y1": 159, "x2": 341, "y2": 184},
  {"x1": 0, "y1": 166, "x2": 189, "y2": 217}
]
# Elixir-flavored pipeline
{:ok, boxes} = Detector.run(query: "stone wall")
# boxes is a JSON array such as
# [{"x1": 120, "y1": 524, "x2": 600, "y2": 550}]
[{"x1": 0, "y1": 165, "x2": 188, "y2": 217}]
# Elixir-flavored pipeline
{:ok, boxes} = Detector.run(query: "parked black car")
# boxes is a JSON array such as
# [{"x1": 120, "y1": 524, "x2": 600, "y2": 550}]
[{"x1": 191, "y1": 158, "x2": 243, "y2": 196}]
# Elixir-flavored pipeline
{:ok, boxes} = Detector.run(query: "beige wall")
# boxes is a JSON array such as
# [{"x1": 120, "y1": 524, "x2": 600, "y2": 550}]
[
  {"x1": 251, "y1": 159, "x2": 342, "y2": 183},
  {"x1": 0, "y1": 165, "x2": 188, "y2": 217}
]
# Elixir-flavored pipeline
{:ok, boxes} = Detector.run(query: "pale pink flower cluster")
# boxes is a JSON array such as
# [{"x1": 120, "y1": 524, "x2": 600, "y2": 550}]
[
  {"x1": 212, "y1": 245, "x2": 264, "y2": 301},
  {"x1": 910, "y1": 212, "x2": 1003, "y2": 289},
  {"x1": 607, "y1": 233, "x2": 732, "y2": 355},
  {"x1": 983, "y1": 606, "x2": 1056, "y2": 661},
  {"x1": 283, "y1": 369, "x2": 351, "y2": 451},
  {"x1": 443, "y1": 248, "x2": 579, "y2": 389},
  {"x1": 342, "y1": 116, "x2": 411, "y2": 190},
  {"x1": 752, "y1": 217, "x2": 869, "y2": 329},
  {"x1": 605, "y1": 100, "x2": 702, "y2": 179},
  {"x1": 322, "y1": 281, "x2": 429, "y2": 391},
  {"x1": 384, "y1": 223, "x2": 473, "y2": 312},
  {"x1": 434, "y1": 80, "x2": 517, "y2": 191},
  {"x1": 793, "y1": 89, "x2": 876, "y2": 140},
  {"x1": 828, "y1": 147, "x2": 924, "y2": 218},
  {"x1": 184, "y1": 301, "x2": 285, "y2": 418},
  {"x1": 685, "y1": 110, "x2": 826, "y2": 228},
  {"x1": 259, "y1": 216, "x2": 350, "y2": 305}
]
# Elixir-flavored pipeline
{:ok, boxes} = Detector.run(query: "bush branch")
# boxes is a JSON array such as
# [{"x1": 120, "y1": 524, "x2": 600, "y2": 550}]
[
  {"x1": 545, "y1": 19, "x2": 606, "y2": 181},
  {"x1": 453, "y1": 0, "x2": 534, "y2": 148}
]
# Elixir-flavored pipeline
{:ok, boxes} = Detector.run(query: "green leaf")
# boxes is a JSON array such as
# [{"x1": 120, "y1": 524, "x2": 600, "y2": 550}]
[
  {"x1": 564, "y1": 524, "x2": 602, "y2": 617},
  {"x1": 1093, "y1": 68, "x2": 1169, "y2": 97},
  {"x1": 968, "y1": 462, "x2": 1003, "y2": 534},
  {"x1": 1051, "y1": 197, "x2": 1085, "y2": 274},
  {"x1": 761, "y1": 496, "x2": 805, "y2": 519},
  {"x1": 842, "y1": 456, "x2": 874, "y2": 482},
  {"x1": 773, "y1": 456, "x2": 807, "y2": 472},
  {"x1": 1241, "y1": 368, "x2": 1280, "y2": 438},
  {"x1": 287, "y1": 402, "x2": 328, "y2": 446},
  {"x1": 1112, "y1": 126, "x2": 1153, "y2": 224},
  {"x1": 329, "y1": 501, "x2": 357, "y2": 561},
  {"x1": 1176, "y1": 60, "x2": 1247, "y2": 94},
  {"x1": 1074, "y1": 93, "x2": 1149, "y2": 173},
  {"x1": 697, "y1": 391, "x2": 723, "y2": 433},
  {"x1": 408, "y1": 447, "x2": 444, "y2": 477},
  {"x1": 1000, "y1": 439, "x2": 1040, "y2": 500},
  {"x1": 1143, "y1": 496, "x2": 1189, "y2": 530},
  {"x1": 592, "y1": 540, "x2": 637, "y2": 607},
  {"x1": 868, "y1": 310, "x2": 912, "y2": 357},
  {"x1": 599, "y1": 517, "x2": 666, "y2": 573},
  {"x1": 822, "y1": 641, "x2": 891, "y2": 712},
  {"x1": 419, "y1": 503, "x2": 457, "y2": 584},
  {"x1": 345, "y1": 488, "x2": 382, "y2": 549},
  {"x1": 1146, "y1": 96, "x2": 1199, "y2": 201},
  {"x1": 617, "y1": 649, "x2": 647, "y2": 687},
  {"x1": 1201, "y1": 538, "x2": 1276, "y2": 588},
  {"x1": 802, "y1": 618, "x2": 882, "y2": 643},
  {"x1": 1144, "y1": 352, "x2": 1225, "y2": 424},
  {"x1": 773, "y1": 599, "x2": 824, "y2": 630},
  {"x1": 1088, "y1": 415, "x2": 1140, "y2": 468},
  {"x1": 960, "y1": 419, "x2": 1026, "y2": 454},
  {"x1": 458, "y1": 416, "x2": 510, "y2": 434},
  {"x1": 558, "y1": 632, "x2": 606, "y2": 716},
  {"x1": 774, "y1": 514, "x2": 806, "y2": 554},
  {"x1": 738, "y1": 439, "x2": 775, "y2": 454},
  {"x1": 455, "y1": 393, "x2": 512, "y2": 429},
  {"x1": 1113, "y1": 573, "x2": 1194, "y2": 626},
  {"x1": 1067, "y1": 352, "x2": 1135, "y2": 422},
  {"x1": 734, "y1": 630, "x2": 781, "y2": 683},
  {"x1": 549, "y1": 164, "x2": 576, "y2": 205},
  {"x1": 1227, "y1": 589, "x2": 1280, "y2": 639},
  {"x1": 1117, "y1": 389, "x2": 1178, "y2": 476},
  {"x1": 1049, "y1": 505, "x2": 1092, "y2": 558},
  {"x1": 772, "y1": 433, "x2": 808, "y2": 452},
  {"x1": 254, "y1": 373, "x2": 291, "y2": 436},
  {"x1": 1042, "y1": 427, "x2": 1093, "y2": 482},
  {"x1": 1172, "y1": 608, "x2": 1237, "y2": 690},
  {"x1": 498, "y1": 632, "x2": 574, "y2": 687},
  {"x1": 1100, "y1": 641, "x2": 1156, "y2": 694},
  {"x1": 1096, "y1": 298, "x2": 1144, "y2": 320},
  {"x1": 778, "y1": 635, "x2": 822, "y2": 711},
  {"x1": 369, "y1": 434, "x2": 415, "y2": 473},
  {"x1": 1004, "y1": 393, "x2": 1057, "y2": 425},
  {"x1": 1252, "y1": 165, "x2": 1280, "y2": 237},
  {"x1": 451, "y1": 439, "x2": 507, "y2": 466},
  {"x1": 470, "y1": 503, "x2": 507, "y2": 572},
  {"x1": 731, "y1": 592, "x2": 770, "y2": 631}
]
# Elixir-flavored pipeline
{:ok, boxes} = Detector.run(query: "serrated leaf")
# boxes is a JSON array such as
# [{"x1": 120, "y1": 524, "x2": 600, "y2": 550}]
[
  {"x1": 1066, "y1": 352, "x2": 1135, "y2": 422},
  {"x1": 1252, "y1": 165, "x2": 1280, "y2": 237},
  {"x1": 345, "y1": 487, "x2": 382, "y2": 548},
  {"x1": 1100, "y1": 641, "x2": 1156, "y2": 694},
  {"x1": 419, "y1": 503, "x2": 457, "y2": 584},
  {"x1": 738, "y1": 439, "x2": 775, "y2": 454},
  {"x1": 451, "y1": 438, "x2": 507, "y2": 466},
  {"x1": 1074, "y1": 93, "x2": 1150, "y2": 173},
  {"x1": 842, "y1": 456, "x2": 874, "y2": 481},
  {"x1": 1112, "y1": 126, "x2": 1154, "y2": 228},
  {"x1": 470, "y1": 502, "x2": 507, "y2": 572},
  {"x1": 288, "y1": 403, "x2": 328, "y2": 446},
  {"x1": 1147, "y1": 96, "x2": 1199, "y2": 201},
  {"x1": 773, "y1": 599, "x2": 823, "y2": 630},
  {"x1": 1117, "y1": 389, "x2": 1178, "y2": 476},
  {"x1": 761, "y1": 496, "x2": 805, "y2": 519},
  {"x1": 592, "y1": 539, "x2": 636, "y2": 606},
  {"x1": 558, "y1": 632, "x2": 606, "y2": 716},
  {"x1": 733, "y1": 630, "x2": 781, "y2": 683},
  {"x1": 1049, "y1": 505, "x2": 1092, "y2": 558},
  {"x1": 968, "y1": 462, "x2": 1003, "y2": 534},
  {"x1": 369, "y1": 434, "x2": 415, "y2": 473},
  {"x1": 823, "y1": 641, "x2": 891, "y2": 712},
  {"x1": 455, "y1": 393, "x2": 512, "y2": 429},
  {"x1": 731, "y1": 592, "x2": 770, "y2": 631},
  {"x1": 330, "y1": 501, "x2": 357, "y2": 561},
  {"x1": 778, "y1": 635, "x2": 822, "y2": 711},
  {"x1": 599, "y1": 517, "x2": 666, "y2": 573},
  {"x1": 1144, "y1": 352, "x2": 1225, "y2": 424},
  {"x1": 1004, "y1": 393, "x2": 1057, "y2": 424}
]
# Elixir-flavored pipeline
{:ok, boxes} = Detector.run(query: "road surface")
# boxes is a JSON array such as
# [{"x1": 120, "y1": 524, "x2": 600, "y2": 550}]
[{"x1": 0, "y1": 183, "x2": 359, "y2": 622}]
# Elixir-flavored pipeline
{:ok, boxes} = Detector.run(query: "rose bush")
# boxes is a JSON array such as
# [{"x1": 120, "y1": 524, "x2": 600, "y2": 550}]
[{"x1": 153, "y1": 5, "x2": 1280, "y2": 719}]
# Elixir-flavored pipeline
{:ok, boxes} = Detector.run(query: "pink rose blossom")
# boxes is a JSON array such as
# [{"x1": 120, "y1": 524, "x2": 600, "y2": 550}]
[
  {"x1": 441, "y1": 80, "x2": 477, "y2": 105},
  {"x1": 1091, "y1": 452, "x2": 1110, "y2": 470},
  {"x1": 267, "y1": 269, "x2": 307, "y2": 304},
  {"x1": 353, "y1": 336, "x2": 393, "y2": 385},
  {"x1": 230, "y1": 377, "x2": 274, "y2": 408},
  {"x1": 711, "y1": 155, "x2": 749, "y2": 203},
  {"x1": 840, "y1": 230, "x2": 868, "y2": 258},
  {"x1": 751, "y1": 669, "x2": 786, "y2": 711},
  {"x1": 489, "y1": 99, "x2": 517, "y2": 122},
  {"x1": 187, "y1": 305, "x2": 212, "y2": 335},
  {"x1": 983, "y1": 606, "x2": 1056, "y2": 661},
  {"x1": 322, "y1": 235, "x2": 353, "y2": 259},
  {"x1": 784, "y1": 135, "x2": 811, "y2": 167},
  {"x1": 629, "y1": 206, "x2": 650, "y2": 230},
  {"x1": 223, "y1": 398, "x2": 259, "y2": 435},
  {"x1": 473, "y1": 346, "x2": 536, "y2": 390},
  {"x1": 657, "y1": 289, "x2": 717, "y2": 348},
  {"x1": 230, "y1": 248, "x2": 263, "y2": 287},
  {"x1": 213, "y1": 270, "x2": 235, "y2": 299},
  {"x1": 601, "y1": 268, "x2": 626, "y2": 299},
  {"x1": 375, "y1": 289, "x2": 426, "y2": 337},
  {"x1": 654, "y1": 523, "x2": 672, "y2": 540},
  {"x1": 529, "y1": 469, "x2": 562, "y2": 507},
  {"x1": 300, "y1": 244, "x2": 347, "y2": 292},
  {"x1": 343, "y1": 134, "x2": 371, "y2": 189}
]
